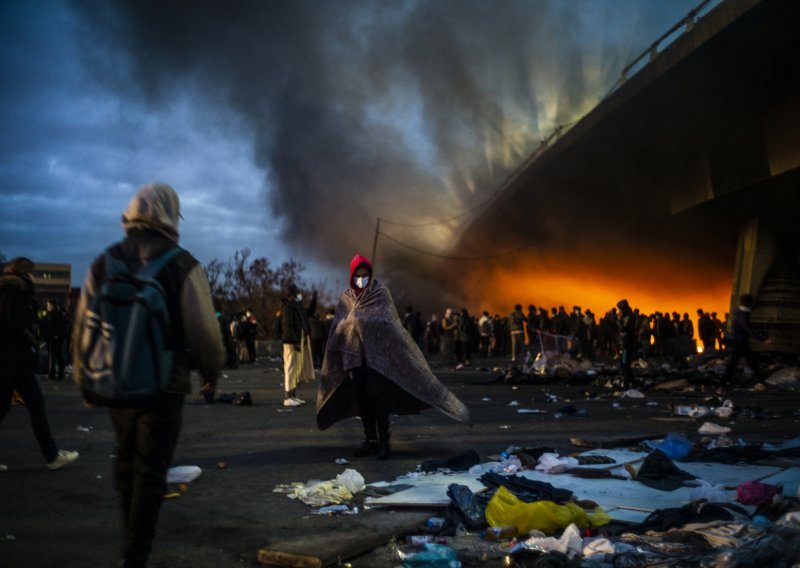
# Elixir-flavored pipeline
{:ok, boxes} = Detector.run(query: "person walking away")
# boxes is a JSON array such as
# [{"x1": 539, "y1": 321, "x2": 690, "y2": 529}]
[
  {"x1": 278, "y1": 284, "x2": 316, "y2": 406},
  {"x1": 72, "y1": 183, "x2": 223, "y2": 567},
  {"x1": 0, "y1": 258, "x2": 79, "y2": 471},
  {"x1": 720, "y1": 294, "x2": 769, "y2": 392},
  {"x1": 42, "y1": 299, "x2": 67, "y2": 381},
  {"x1": 317, "y1": 254, "x2": 470, "y2": 459}
]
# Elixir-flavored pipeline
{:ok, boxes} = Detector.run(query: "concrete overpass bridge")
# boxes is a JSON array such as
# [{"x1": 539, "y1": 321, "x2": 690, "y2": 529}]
[{"x1": 458, "y1": 0, "x2": 800, "y2": 351}]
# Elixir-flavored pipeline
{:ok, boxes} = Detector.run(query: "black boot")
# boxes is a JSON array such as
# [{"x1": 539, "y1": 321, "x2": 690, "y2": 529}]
[
  {"x1": 353, "y1": 439, "x2": 379, "y2": 457},
  {"x1": 377, "y1": 433, "x2": 391, "y2": 460}
]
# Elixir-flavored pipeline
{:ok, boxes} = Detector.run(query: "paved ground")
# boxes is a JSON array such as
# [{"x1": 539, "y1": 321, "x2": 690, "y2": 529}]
[{"x1": 1, "y1": 356, "x2": 799, "y2": 567}]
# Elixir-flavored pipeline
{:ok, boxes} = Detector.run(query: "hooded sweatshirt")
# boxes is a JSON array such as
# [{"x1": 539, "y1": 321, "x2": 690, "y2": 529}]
[
  {"x1": 349, "y1": 253, "x2": 372, "y2": 295},
  {"x1": 72, "y1": 183, "x2": 223, "y2": 394}
]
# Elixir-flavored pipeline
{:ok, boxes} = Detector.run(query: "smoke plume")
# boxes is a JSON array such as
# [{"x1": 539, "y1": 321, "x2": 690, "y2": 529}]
[{"x1": 70, "y1": 0, "x2": 721, "y2": 311}]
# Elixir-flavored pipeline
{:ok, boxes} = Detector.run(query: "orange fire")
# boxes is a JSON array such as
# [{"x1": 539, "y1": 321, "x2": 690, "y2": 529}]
[{"x1": 460, "y1": 251, "x2": 731, "y2": 335}]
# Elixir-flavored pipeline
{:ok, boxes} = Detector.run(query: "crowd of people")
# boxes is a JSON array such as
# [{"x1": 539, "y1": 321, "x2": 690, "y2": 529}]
[{"x1": 403, "y1": 303, "x2": 730, "y2": 365}]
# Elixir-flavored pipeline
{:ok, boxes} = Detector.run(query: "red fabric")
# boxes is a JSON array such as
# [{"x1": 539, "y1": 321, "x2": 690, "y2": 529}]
[{"x1": 349, "y1": 254, "x2": 373, "y2": 293}]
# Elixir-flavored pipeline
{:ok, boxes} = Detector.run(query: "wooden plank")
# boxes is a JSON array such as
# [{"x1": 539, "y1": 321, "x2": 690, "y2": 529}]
[
  {"x1": 257, "y1": 514, "x2": 429, "y2": 567},
  {"x1": 569, "y1": 434, "x2": 660, "y2": 448}
]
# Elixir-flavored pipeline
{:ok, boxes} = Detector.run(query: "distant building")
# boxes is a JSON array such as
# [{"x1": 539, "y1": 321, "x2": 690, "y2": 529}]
[{"x1": 30, "y1": 262, "x2": 72, "y2": 309}]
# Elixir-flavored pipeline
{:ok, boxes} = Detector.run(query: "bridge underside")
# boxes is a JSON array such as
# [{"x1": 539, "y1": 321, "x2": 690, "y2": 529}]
[{"x1": 459, "y1": 0, "x2": 800, "y2": 351}]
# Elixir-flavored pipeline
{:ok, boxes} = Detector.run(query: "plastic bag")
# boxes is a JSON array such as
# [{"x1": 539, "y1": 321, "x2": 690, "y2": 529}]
[
  {"x1": 690, "y1": 479, "x2": 732, "y2": 503},
  {"x1": 485, "y1": 486, "x2": 610, "y2": 535},
  {"x1": 535, "y1": 453, "x2": 579, "y2": 474},
  {"x1": 402, "y1": 543, "x2": 461, "y2": 568},
  {"x1": 166, "y1": 466, "x2": 202, "y2": 484},
  {"x1": 645, "y1": 433, "x2": 692, "y2": 460},
  {"x1": 335, "y1": 468, "x2": 365, "y2": 494}
]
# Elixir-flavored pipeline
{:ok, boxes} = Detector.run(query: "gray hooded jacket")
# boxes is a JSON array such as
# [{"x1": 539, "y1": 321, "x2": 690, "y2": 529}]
[{"x1": 72, "y1": 183, "x2": 223, "y2": 394}]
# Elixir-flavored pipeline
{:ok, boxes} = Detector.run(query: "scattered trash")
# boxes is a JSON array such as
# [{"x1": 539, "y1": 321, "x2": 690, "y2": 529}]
[
  {"x1": 521, "y1": 523, "x2": 583, "y2": 558},
  {"x1": 698, "y1": 422, "x2": 731, "y2": 435},
  {"x1": 481, "y1": 525, "x2": 518, "y2": 540},
  {"x1": 481, "y1": 397, "x2": 491, "y2": 402},
  {"x1": 426, "y1": 517, "x2": 446, "y2": 529},
  {"x1": 499, "y1": 425, "x2": 510, "y2": 429},
  {"x1": 691, "y1": 480, "x2": 732, "y2": 503},
  {"x1": 335, "y1": 458, "x2": 350, "y2": 465},
  {"x1": 485, "y1": 486, "x2": 609, "y2": 535},
  {"x1": 76, "y1": 425, "x2": 92, "y2": 432},
  {"x1": 216, "y1": 462, "x2": 227, "y2": 469},
  {"x1": 508, "y1": 401, "x2": 519, "y2": 406},
  {"x1": 516, "y1": 408, "x2": 546, "y2": 414},
  {"x1": 164, "y1": 492, "x2": 181, "y2": 499},
  {"x1": 620, "y1": 389, "x2": 645, "y2": 399},
  {"x1": 736, "y1": 480, "x2": 781, "y2": 505},
  {"x1": 1, "y1": 534, "x2": 15, "y2": 542},
  {"x1": 400, "y1": 542, "x2": 461, "y2": 567},
  {"x1": 645, "y1": 432, "x2": 693, "y2": 460},
  {"x1": 406, "y1": 535, "x2": 449, "y2": 546},
  {"x1": 765, "y1": 368, "x2": 800, "y2": 391},
  {"x1": 166, "y1": 466, "x2": 202, "y2": 484},
  {"x1": 311, "y1": 504, "x2": 359, "y2": 515},
  {"x1": 535, "y1": 453, "x2": 579, "y2": 474},
  {"x1": 274, "y1": 468, "x2": 365, "y2": 507}
]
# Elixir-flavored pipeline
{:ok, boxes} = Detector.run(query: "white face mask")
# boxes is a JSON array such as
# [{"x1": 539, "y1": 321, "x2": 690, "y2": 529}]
[
  {"x1": 295, "y1": 293, "x2": 303, "y2": 302},
  {"x1": 355, "y1": 276, "x2": 370, "y2": 289}
]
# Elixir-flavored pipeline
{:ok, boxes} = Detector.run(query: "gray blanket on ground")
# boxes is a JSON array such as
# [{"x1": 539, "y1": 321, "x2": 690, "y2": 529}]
[{"x1": 316, "y1": 279, "x2": 471, "y2": 430}]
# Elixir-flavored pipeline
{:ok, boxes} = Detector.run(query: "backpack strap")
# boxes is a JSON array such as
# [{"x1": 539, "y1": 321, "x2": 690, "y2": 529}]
[{"x1": 136, "y1": 247, "x2": 183, "y2": 280}]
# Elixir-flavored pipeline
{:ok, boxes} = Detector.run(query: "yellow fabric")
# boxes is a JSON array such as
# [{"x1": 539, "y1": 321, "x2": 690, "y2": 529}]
[
  {"x1": 283, "y1": 333, "x2": 315, "y2": 390},
  {"x1": 485, "y1": 486, "x2": 610, "y2": 535}
]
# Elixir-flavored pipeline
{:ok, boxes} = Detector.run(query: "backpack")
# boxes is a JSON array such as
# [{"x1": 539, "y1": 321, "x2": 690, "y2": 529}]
[{"x1": 78, "y1": 247, "x2": 181, "y2": 406}]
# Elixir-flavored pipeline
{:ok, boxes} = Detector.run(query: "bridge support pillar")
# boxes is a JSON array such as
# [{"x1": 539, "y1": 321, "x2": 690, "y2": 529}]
[{"x1": 730, "y1": 217, "x2": 800, "y2": 353}]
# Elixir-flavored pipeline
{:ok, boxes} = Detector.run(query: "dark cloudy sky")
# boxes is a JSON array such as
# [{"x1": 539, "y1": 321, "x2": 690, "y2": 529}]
[{"x1": 1, "y1": 0, "x2": 699, "y2": 290}]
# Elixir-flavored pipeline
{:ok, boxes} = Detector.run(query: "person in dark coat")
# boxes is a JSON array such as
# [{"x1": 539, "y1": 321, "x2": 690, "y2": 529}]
[
  {"x1": 42, "y1": 299, "x2": 67, "y2": 381},
  {"x1": 721, "y1": 294, "x2": 768, "y2": 389},
  {"x1": 278, "y1": 284, "x2": 317, "y2": 406},
  {"x1": 617, "y1": 299, "x2": 638, "y2": 388},
  {"x1": 508, "y1": 304, "x2": 527, "y2": 362},
  {"x1": 1, "y1": 258, "x2": 78, "y2": 472}
]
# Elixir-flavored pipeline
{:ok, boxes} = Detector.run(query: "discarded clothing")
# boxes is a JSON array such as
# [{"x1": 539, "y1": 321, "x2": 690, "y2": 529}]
[
  {"x1": 632, "y1": 501, "x2": 749, "y2": 533},
  {"x1": 446, "y1": 483, "x2": 489, "y2": 530},
  {"x1": 480, "y1": 471, "x2": 573, "y2": 503},
  {"x1": 421, "y1": 449, "x2": 481, "y2": 473},
  {"x1": 635, "y1": 449, "x2": 696, "y2": 491},
  {"x1": 736, "y1": 480, "x2": 781, "y2": 505}
]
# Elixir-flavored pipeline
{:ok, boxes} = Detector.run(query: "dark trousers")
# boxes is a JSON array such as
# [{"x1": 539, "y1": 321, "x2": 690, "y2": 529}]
[
  {"x1": 352, "y1": 367, "x2": 390, "y2": 441},
  {"x1": 109, "y1": 394, "x2": 183, "y2": 568},
  {"x1": 0, "y1": 348, "x2": 58, "y2": 463},
  {"x1": 48, "y1": 338, "x2": 65, "y2": 379},
  {"x1": 246, "y1": 338, "x2": 256, "y2": 363},
  {"x1": 721, "y1": 341, "x2": 761, "y2": 385},
  {"x1": 620, "y1": 347, "x2": 636, "y2": 388}
]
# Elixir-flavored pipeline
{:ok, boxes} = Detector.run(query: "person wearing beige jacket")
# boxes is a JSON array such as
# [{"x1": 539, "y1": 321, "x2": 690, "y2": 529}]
[{"x1": 72, "y1": 182, "x2": 223, "y2": 568}]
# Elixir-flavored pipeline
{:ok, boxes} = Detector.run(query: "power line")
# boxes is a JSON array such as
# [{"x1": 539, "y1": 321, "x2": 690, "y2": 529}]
[{"x1": 378, "y1": 231, "x2": 536, "y2": 261}]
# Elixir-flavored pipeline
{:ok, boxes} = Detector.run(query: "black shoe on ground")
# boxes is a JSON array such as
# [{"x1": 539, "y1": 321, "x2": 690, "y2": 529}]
[{"x1": 353, "y1": 440, "x2": 379, "y2": 457}]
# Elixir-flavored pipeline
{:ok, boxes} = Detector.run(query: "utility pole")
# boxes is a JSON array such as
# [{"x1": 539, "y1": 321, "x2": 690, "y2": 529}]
[{"x1": 371, "y1": 217, "x2": 381, "y2": 266}]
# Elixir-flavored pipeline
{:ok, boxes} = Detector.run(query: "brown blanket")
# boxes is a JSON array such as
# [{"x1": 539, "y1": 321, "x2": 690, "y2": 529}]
[{"x1": 316, "y1": 279, "x2": 471, "y2": 430}]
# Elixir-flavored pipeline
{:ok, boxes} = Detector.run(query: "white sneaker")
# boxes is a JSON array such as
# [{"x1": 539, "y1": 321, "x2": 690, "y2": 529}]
[
  {"x1": 292, "y1": 397, "x2": 306, "y2": 405},
  {"x1": 283, "y1": 398, "x2": 301, "y2": 407},
  {"x1": 0, "y1": 464, "x2": 7, "y2": 472},
  {"x1": 47, "y1": 449, "x2": 79, "y2": 470}
]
